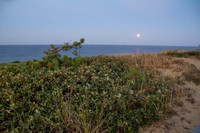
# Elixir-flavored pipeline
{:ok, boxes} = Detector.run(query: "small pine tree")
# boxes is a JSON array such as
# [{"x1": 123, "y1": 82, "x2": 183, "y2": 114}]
[
  {"x1": 43, "y1": 38, "x2": 84, "y2": 57},
  {"x1": 42, "y1": 38, "x2": 85, "y2": 69}
]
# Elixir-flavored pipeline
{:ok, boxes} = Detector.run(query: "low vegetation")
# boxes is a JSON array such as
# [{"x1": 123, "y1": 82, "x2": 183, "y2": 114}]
[
  {"x1": 3, "y1": 39, "x2": 194, "y2": 132},
  {"x1": 183, "y1": 64, "x2": 200, "y2": 86},
  {"x1": 164, "y1": 50, "x2": 200, "y2": 59},
  {"x1": 164, "y1": 50, "x2": 200, "y2": 85}
]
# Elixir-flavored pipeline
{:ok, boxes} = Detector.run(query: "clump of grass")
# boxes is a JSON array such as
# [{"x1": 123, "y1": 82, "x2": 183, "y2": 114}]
[
  {"x1": 121, "y1": 53, "x2": 173, "y2": 71},
  {"x1": 183, "y1": 64, "x2": 200, "y2": 85},
  {"x1": 165, "y1": 50, "x2": 200, "y2": 59},
  {"x1": 186, "y1": 94, "x2": 195, "y2": 104},
  {"x1": 174, "y1": 99, "x2": 184, "y2": 107}
]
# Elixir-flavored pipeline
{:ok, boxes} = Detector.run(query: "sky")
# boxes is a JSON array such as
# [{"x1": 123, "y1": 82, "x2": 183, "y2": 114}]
[{"x1": 0, "y1": 0, "x2": 200, "y2": 46}]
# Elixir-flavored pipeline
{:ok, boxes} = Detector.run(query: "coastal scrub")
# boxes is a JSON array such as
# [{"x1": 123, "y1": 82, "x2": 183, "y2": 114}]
[{"x1": 0, "y1": 39, "x2": 173, "y2": 132}]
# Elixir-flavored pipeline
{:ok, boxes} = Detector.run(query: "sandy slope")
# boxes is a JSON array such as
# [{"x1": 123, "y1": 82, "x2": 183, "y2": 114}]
[{"x1": 139, "y1": 57, "x2": 200, "y2": 133}]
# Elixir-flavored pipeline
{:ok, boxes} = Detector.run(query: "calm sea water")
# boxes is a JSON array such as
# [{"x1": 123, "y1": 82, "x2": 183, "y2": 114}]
[{"x1": 0, "y1": 45, "x2": 198, "y2": 62}]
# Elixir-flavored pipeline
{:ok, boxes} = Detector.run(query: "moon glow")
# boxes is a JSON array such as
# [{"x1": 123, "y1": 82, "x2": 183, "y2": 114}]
[{"x1": 137, "y1": 34, "x2": 140, "y2": 38}]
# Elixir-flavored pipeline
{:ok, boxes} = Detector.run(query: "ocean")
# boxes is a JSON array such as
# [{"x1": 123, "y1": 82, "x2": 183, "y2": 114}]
[{"x1": 0, "y1": 45, "x2": 198, "y2": 62}]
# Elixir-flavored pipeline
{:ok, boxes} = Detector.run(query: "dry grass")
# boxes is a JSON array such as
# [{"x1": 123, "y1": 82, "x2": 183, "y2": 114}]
[{"x1": 120, "y1": 53, "x2": 173, "y2": 71}]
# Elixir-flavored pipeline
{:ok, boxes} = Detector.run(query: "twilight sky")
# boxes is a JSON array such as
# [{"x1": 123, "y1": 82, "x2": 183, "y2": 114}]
[{"x1": 0, "y1": 0, "x2": 200, "y2": 46}]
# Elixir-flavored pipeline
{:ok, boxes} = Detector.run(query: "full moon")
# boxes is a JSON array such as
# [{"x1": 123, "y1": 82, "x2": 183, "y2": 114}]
[{"x1": 137, "y1": 34, "x2": 141, "y2": 38}]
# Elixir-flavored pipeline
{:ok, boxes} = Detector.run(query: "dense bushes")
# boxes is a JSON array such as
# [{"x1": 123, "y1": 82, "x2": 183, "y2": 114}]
[
  {"x1": 0, "y1": 55, "x2": 172, "y2": 132},
  {"x1": 0, "y1": 39, "x2": 173, "y2": 132}
]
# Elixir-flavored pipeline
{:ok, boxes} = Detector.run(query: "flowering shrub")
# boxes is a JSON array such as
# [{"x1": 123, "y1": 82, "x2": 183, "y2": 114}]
[
  {"x1": 0, "y1": 55, "x2": 172, "y2": 132},
  {"x1": 0, "y1": 39, "x2": 171, "y2": 133}
]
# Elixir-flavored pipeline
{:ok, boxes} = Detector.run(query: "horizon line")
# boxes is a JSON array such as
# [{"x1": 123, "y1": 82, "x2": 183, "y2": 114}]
[{"x1": 0, "y1": 43, "x2": 198, "y2": 47}]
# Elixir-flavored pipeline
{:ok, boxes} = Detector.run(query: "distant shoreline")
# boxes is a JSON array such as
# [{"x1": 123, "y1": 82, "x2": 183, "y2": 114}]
[
  {"x1": 0, "y1": 45, "x2": 198, "y2": 63},
  {"x1": 0, "y1": 44, "x2": 198, "y2": 47}
]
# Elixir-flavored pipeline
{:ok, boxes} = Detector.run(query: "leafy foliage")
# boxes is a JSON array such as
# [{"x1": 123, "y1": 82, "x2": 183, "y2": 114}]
[{"x1": 0, "y1": 40, "x2": 173, "y2": 132}]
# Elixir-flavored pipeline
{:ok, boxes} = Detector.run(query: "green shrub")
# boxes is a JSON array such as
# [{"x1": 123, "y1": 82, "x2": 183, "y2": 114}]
[
  {"x1": 165, "y1": 50, "x2": 200, "y2": 59},
  {"x1": 0, "y1": 39, "x2": 173, "y2": 132},
  {"x1": 11, "y1": 61, "x2": 21, "y2": 63},
  {"x1": 0, "y1": 55, "x2": 172, "y2": 132}
]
